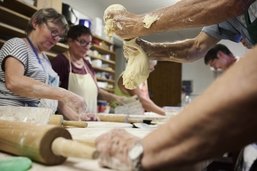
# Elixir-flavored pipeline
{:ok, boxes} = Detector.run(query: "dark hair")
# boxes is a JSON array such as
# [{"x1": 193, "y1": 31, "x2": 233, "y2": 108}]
[
  {"x1": 27, "y1": 8, "x2": 68, "y2": 34},
  {"x1": 67, "y1": 25, "x2": 92, "y2": 40},
  {"x1": 204, "y1": 44, "x2": 233, "y2": 65}
]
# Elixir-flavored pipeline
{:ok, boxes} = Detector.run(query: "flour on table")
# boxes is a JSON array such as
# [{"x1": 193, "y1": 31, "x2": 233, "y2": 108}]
[{"x1": 122, "y1": 38, "x2": 150, "y2": 89}]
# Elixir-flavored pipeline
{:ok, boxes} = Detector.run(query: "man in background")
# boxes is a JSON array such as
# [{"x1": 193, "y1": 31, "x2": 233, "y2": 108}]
[{"x1": 204, "y1": 44, "x2": 238, "y2": 71}]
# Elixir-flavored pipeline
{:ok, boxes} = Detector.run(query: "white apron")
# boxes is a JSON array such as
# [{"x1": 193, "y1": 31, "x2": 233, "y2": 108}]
[{"x1": 67, "y1": 54, "x2": 98, "y2": 113}]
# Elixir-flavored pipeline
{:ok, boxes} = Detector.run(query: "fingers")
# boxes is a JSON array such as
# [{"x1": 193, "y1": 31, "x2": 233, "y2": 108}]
[
  {"x1": 80, "y1": 113, "x2": 99, "y2": 121},
  {"x1": 96, "y1": 129, "x2": 140, "y2": 170}
]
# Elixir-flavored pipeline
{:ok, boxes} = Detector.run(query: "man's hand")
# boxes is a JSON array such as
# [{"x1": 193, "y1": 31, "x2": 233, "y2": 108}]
[
  {"x1": 96, "y1": 129, "x2": 140, "y2": 171},
  {"x1": 135, "y1": 38, "x2": 156, "y2": 59},
  {"x1": 104, "y1": 4, "x2": 142, "y2": 39}
]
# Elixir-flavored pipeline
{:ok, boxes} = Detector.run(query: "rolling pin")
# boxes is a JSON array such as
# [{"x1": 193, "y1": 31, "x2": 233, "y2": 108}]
[
  {"x1": 97, "y1": 113, "x2": 143, "y2": 123},
  {"x1": 48, "y1": 115, "x2": 88, "y2": 128},
  {"x1": 97, "y1": 113, "x2": 167, "y2": 123},
  {"x1": 0, "y1": 120, "x2": 98, "y2": 165}
]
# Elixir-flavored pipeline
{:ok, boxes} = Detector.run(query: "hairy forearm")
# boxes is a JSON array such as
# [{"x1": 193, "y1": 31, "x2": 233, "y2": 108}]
[
  {"x1": 138, "y1": 32, "x2": 218, "y2": 63},
  {"x1": 135, "y1": 0, "x2": 252, "y2": 37},
  {"x1": 5, "y1": 58, "x2": 68, "y2": 101},
  {"x1": 142, "y1": 39, "x2": 200, "y2": 63},
  {"x1": 141, "y1": 46, "x2": 257, "y2": 170}
]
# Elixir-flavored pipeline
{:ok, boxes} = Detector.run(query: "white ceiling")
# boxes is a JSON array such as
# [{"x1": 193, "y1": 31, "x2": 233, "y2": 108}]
[{"x1": 96, "y1": 0, "x2": 202, "y2": 41}]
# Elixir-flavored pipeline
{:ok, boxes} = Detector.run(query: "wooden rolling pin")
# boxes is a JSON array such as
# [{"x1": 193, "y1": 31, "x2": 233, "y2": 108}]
[
  {"x1": 97, "y1": 113, "x2": 143, "y2": 123},
  {"x1": 0, "y1": 120, "x2": 98, "y2": 165},
  {"x1": 48, "y1": 115, "x2": 88, "y2": 128}
]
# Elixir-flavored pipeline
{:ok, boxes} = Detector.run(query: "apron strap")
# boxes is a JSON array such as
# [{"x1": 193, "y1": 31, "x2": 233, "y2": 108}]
[{"x1": 65, "y1": 51, "x2": 99, "y2": 89}]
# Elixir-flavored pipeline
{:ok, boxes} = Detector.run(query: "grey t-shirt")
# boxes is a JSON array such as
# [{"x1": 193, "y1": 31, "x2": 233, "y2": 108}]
[
  {"x1": 0, "y1": 38, "x2": 47, "y2": 106},
  {"x1": 202, "y1": 1, "x2": 257, "y2": 46}
]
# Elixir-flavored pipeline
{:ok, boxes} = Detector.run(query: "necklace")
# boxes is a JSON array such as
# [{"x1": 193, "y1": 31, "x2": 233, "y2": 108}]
[
  {"x1": 72, "y1": 59, "x2": 84, "y2": 67},
  {"x1": 65, "y1": 51, "x2": 86, "y2": 69}
]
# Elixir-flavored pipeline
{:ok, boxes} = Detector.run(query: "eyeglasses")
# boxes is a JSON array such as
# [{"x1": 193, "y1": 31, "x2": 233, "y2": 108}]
[
  {"x1": 44, "y1": 22, "x2": 64, "y2": 41},
  {"x1": 75, "y1": 39, "x2": 92, "y2": 47}
]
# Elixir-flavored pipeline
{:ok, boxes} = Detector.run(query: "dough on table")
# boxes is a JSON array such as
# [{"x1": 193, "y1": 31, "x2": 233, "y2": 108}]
[{"x1": 122, "y1": 38, "x2": 150, "y2": 89}]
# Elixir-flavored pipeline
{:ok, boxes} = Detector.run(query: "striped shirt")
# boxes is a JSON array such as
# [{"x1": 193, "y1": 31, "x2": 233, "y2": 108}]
[{"x1": 0, "y1": 38, "x2": 47, "y2": 106}]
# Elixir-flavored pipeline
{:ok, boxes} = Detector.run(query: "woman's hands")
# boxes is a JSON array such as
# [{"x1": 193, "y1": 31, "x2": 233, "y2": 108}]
[
  {"x1": 59, "y1": 90, "x2": 98, "y2": 121},
  {"x1": 96, "y1": 129, "x2": 140, "y2": 170},
  {"x1": 79, "y1": 113, "x2": 99, "y2": 121}
]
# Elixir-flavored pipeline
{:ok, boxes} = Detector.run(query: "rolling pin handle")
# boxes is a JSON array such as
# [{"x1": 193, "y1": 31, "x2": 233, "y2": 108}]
[
  {"x1": 62, "y1": 121, "x2": 88, "y2": 128},
  {"x1": 51, "y1": 137, "x2": 99, "y2": 160}
]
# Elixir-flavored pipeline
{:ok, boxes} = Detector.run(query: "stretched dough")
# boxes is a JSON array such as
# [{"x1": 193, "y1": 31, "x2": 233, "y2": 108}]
[
  {"x1": 103, "y1": 4, "x2": 126, "y2": 37},
  {"x1": 104, "y1": 4, "x2": 154, "y2": 89},
  {"x1": 122, "y1": 38, "x2": 150, "y2": 89}
]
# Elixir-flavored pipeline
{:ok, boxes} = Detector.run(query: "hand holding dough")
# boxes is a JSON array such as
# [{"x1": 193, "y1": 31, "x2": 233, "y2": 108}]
[
  {"x1": 122, "y1": 38, "x2": 150, "y2": 89},
  {"x1": 103, "y1": 4, "x2": 127, "y2": 37},
  {"x1": 96, "y1": 129, "x2": 140, "y2": 170},
  {"x1": 103, "y1": 4, "x2": 159, "y2": 38}
]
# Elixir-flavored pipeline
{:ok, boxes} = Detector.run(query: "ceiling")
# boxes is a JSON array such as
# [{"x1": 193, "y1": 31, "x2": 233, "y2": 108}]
[
  {"x1": 97, "y1": 0, "x2": 178, "y2": 13},
  {"x1": 96, "y1": 0, "x2": 202, "y2": 42}
]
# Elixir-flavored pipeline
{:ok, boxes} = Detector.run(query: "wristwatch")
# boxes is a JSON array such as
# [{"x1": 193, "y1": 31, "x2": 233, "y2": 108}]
[{"x1": 128, "y1": 142, "x2": 144, "y2": 171}]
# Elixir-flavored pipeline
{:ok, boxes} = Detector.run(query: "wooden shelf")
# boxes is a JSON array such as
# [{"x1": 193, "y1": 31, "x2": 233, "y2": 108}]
[
  {"x1": 0, "y1": 23, "x2": 25, "y2": 38},
  {"x1": 93, "y1": 66, "x2": 115, "y2": 74},
  {"x1": 91, "y1": 45, "x2": 115, "y2": 57},
  {"x1": 0, "y1": 6, "x2": 30, "y2": 30},
  {"x1": 89, "y1": 55, "x2": 115, "y2": 65},
  {"x1": 96, "y1": 77, "x2": 115, "y2": 84},
  {"x1": 93, "y1": 34, "x2": 113, "y2": 45},
  {"x1": 52, "y1": 42, "x2": 69, "y2": 53},
  {"x1": 1, "y1": 0, "x2": 37, "y2": 17}
]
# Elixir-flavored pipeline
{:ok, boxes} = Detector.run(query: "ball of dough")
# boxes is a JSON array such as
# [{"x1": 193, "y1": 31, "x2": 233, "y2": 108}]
[
  {"x1": 103, "y1": 4, "x2": 127, "y2": 37},
  {"x1": 103, "y1": 4, "x2": 126, "y2": 21}
]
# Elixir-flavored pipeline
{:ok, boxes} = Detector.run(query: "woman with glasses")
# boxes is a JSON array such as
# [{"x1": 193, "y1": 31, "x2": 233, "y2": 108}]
[
  {"x1": 0, "y1": 8, "x2": 93, "y2": 121},
  {"x1": 51, "y1": 25, "x2": 127, "y2": 116}
]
